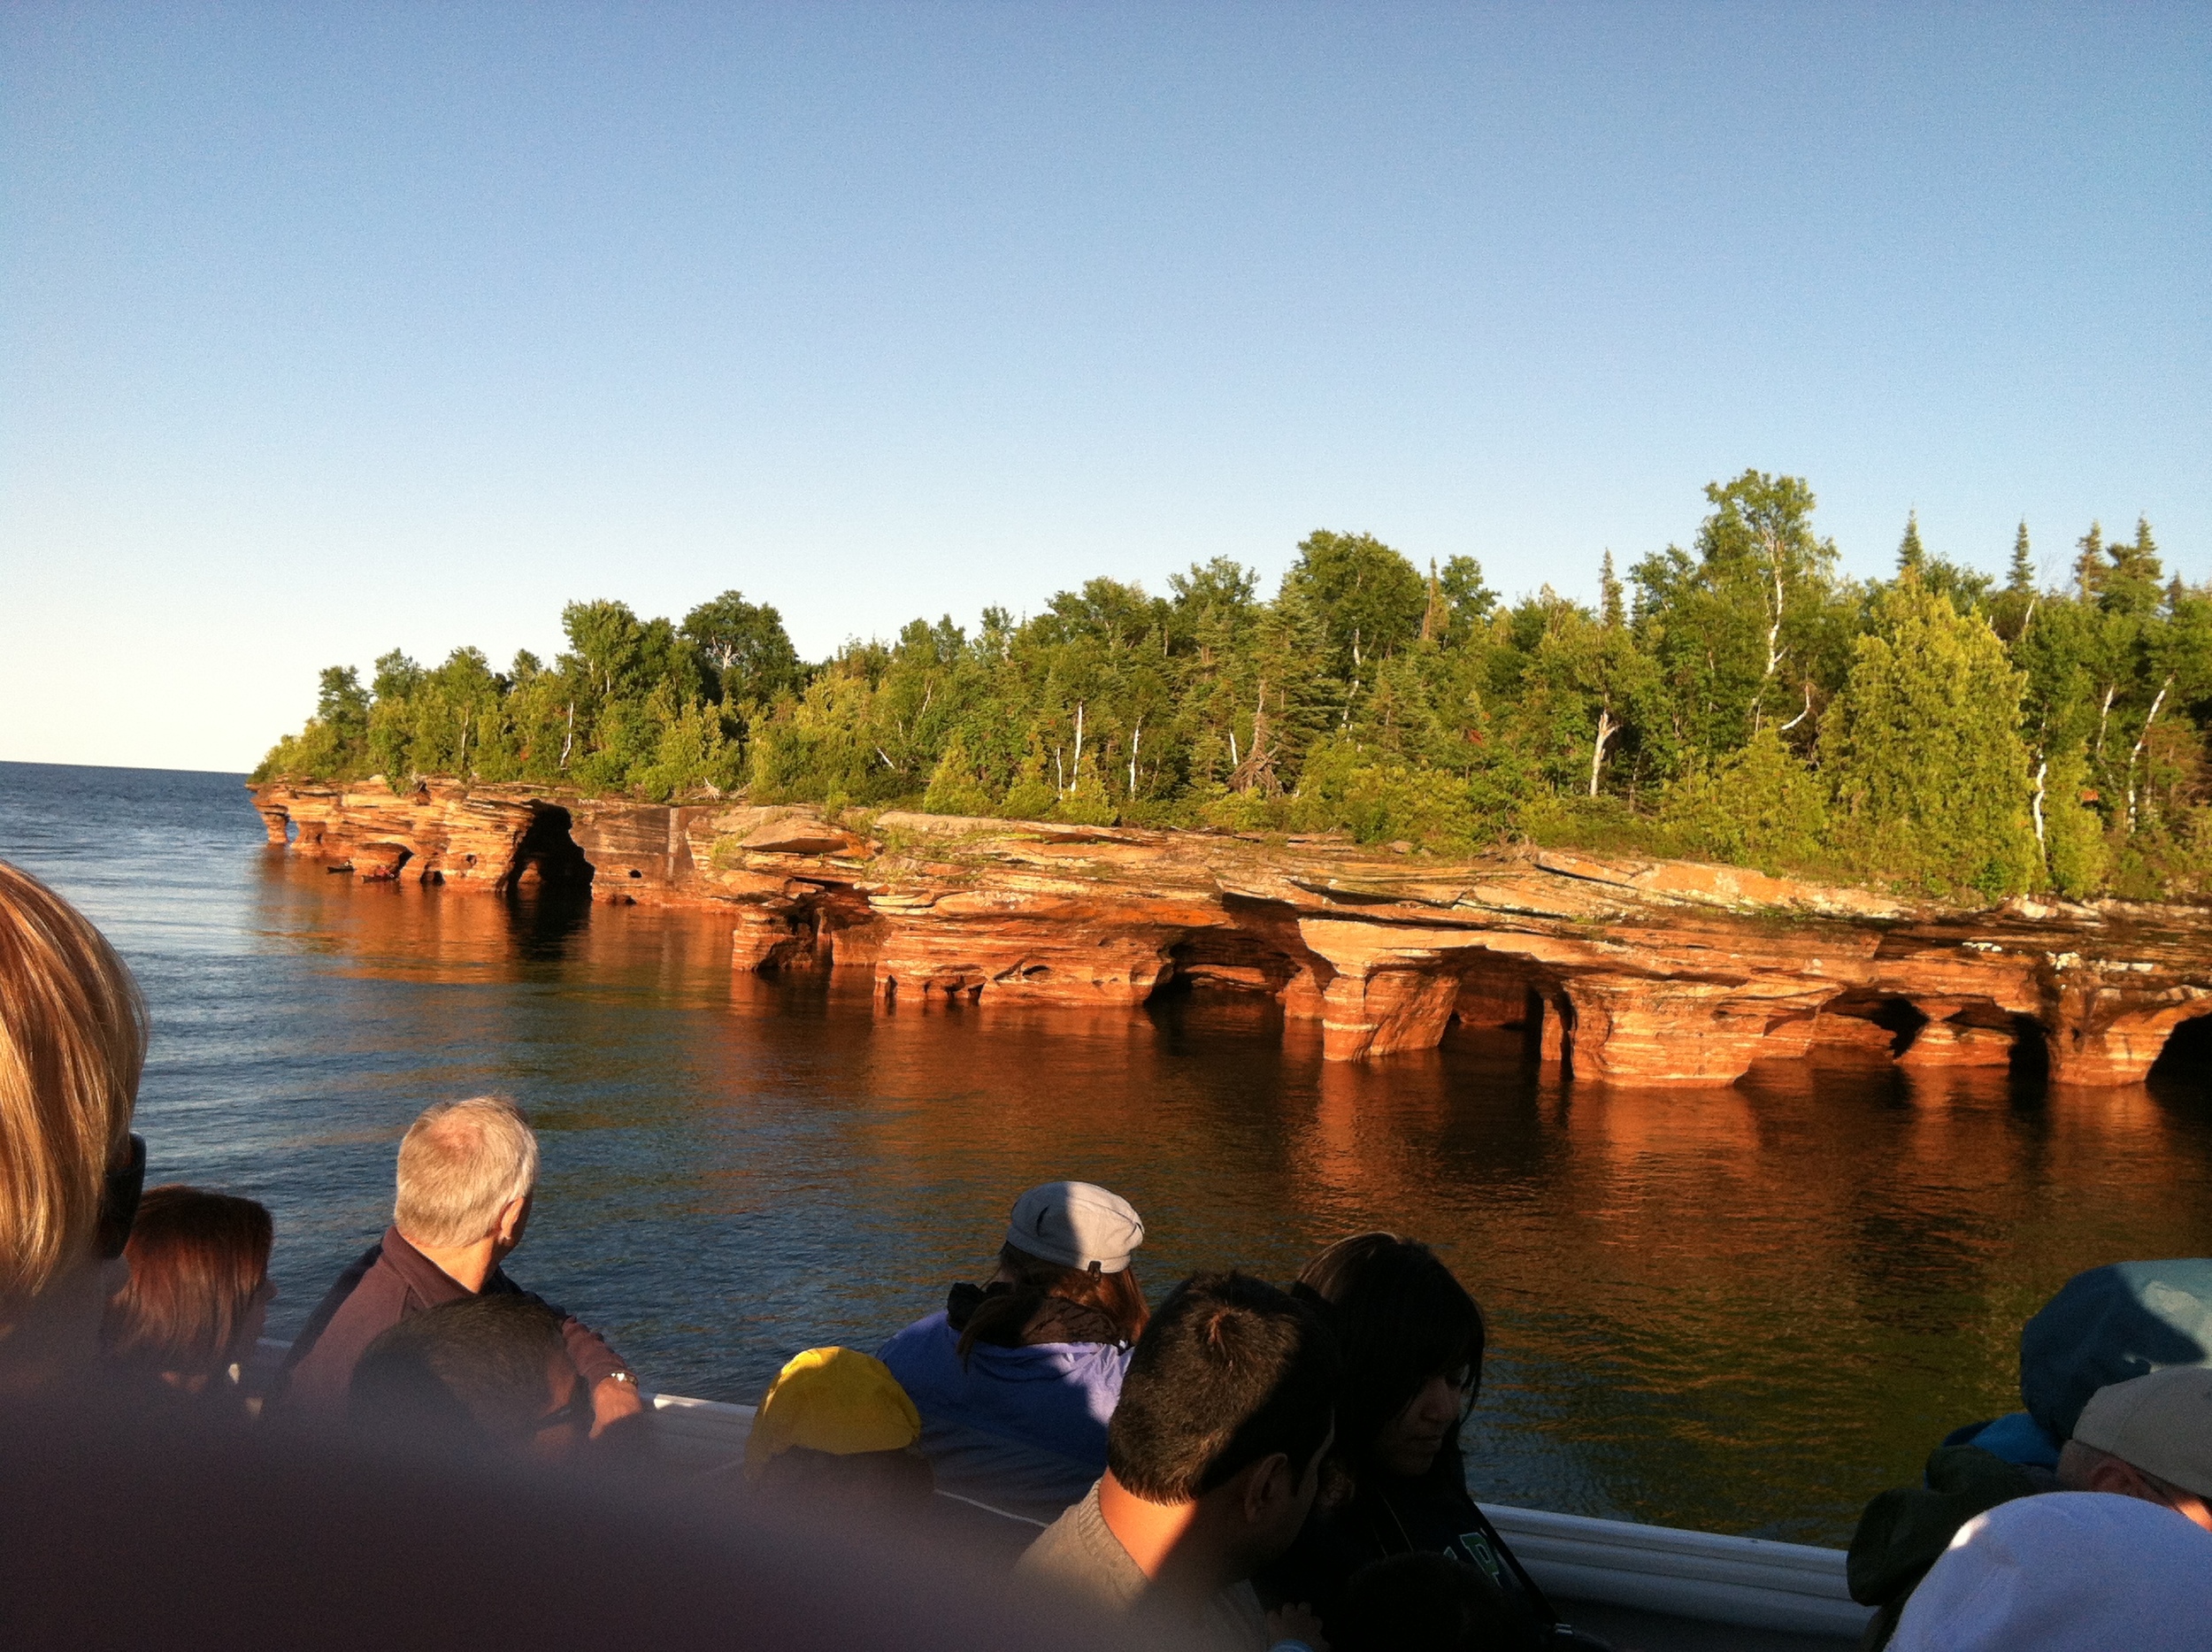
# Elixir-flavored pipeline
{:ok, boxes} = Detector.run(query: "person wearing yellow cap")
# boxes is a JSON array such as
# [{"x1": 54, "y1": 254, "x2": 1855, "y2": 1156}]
[
  {"x1": 743, "y1": 1346, "x2": 933, "y2": 1512},
  {"x1": 879, "y1": 1181, "x2": 1148, "y2": 1522}
]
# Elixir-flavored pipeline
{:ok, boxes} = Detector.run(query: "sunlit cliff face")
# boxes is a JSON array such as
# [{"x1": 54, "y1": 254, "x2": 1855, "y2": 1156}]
[{"x1": 250, "y1": 780, "x2": 2212, "y2": 1090}]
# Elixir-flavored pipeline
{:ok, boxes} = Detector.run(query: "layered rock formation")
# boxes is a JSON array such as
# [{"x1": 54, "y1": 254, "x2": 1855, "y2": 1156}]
[{"x1": 250, "y1": 780, "x2": 2212, "y2": 1088}]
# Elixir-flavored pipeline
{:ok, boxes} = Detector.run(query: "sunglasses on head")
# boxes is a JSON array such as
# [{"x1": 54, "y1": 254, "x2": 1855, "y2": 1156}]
[{"x1": 96, "y1": 1134, "x2": 146, "y2": 1261}]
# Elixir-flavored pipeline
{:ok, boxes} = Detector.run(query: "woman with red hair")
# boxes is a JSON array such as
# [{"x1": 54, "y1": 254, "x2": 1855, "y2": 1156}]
[{"x1": 102, "y1": 1185, "x2": 275, "y2": 1402}]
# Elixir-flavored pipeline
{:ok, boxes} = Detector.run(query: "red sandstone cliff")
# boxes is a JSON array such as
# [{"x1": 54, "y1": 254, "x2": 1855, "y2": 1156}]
[{"x1": 248, "y1": 779, "x2": 2211, "y2": 1089}]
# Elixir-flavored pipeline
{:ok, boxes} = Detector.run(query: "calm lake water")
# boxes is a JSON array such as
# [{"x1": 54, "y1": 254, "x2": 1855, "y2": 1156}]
[{"x1": 4, "y1": 758, "x2": 2209, "y2": 1545}]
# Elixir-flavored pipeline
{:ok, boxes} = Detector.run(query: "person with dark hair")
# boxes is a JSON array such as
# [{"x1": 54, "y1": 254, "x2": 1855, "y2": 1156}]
[
  {"x1": 1017, "y1": 1272, "x2": 1340, "y2": 1652},
  {"x1": 100, "y1": 1185, "x2": 275, "y2": 1406},
  {"x1": 1264, "y1": 1233, "x2": 1604, "y2": 1650},
  {"x1": 880, "y1": 1180, "x2": 1149, "y2": 1519},
  {"x1": 348, "y1": 1294, "x2": 591, "y2": 1464}
]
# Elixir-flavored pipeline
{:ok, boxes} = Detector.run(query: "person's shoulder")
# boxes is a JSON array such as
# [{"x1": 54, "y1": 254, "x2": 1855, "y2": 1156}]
[
  {"x1": 1891, "y1": 1492, "x2": 2212, "y2": 1651},
  {"x1": 1948, "y1": 1410, "x2": 2063, "y2": 1469},
  {"x1": 882, "y1": 1310, "x2": 953, "y2": 1348},
  {"x1": 1024, "y1": 1338, "x2": 1135, "y2": 1372},
  {"x1": 334, "y1": 1243, "x2": 415, "y2": 1316},
  {"x1": 272, "y1": 1240, "x2": 415, "y2": 1410},
  {"x1": 1014, "y1": 1484, "x2": 1139, "y2": 1605},
  {"x1": 879, "y1": 1312, "x2": 955, "y2": 1367},
  {"x1": 1012, "y1": 1493, "x2": 1090, "y2": 1578},
  {"x1": 964, "y1": 1338, "x2": 1129, "y2": 1390}
]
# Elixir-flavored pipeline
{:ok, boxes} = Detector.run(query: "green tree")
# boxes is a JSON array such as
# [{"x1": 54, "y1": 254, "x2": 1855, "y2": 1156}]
[
  {"x1": 2072, "y1": 523, "x2": 2106, "y2": 603},
  {"x1": 1657, "y1": 726, "x2": 1831, "y2": 874},
  {"x1": 1279, "y1": 530, "x2": 1427, "y2": 692},
  {"x1": 1001, "y1": 741, "x2": 1057, "y2": 819},
  {"x1": 680, "y1": 590, "x2": 803, "y2": 703},
  {"x1": 1432, "y1": 555, "x2": 1497, "y2": 643},
  {"x1": 2038, "y1": 740, "x2": 2108, "y2": 898},
  {"x1": 1822, "y1": 583, "x2": 2041, "y2": 896},
  {"x1": 1514, "y1": 595, "x2": 1660, "y2": 798},
  {"x1": 922, "y1": 732, "x2": 996, "y2": 817},
  {"x1": 1992, "y1": 521, "x2": 2039, "y2": 642},
  {"x1": 2101, "y1": 517, "x2": 2164, "y2": 619},
  {"x1": 1630, "y1": 471, "x2": 1847, "y2": 775},
  {"x1": 1055, "y1": 771, "x2": 1117, "y2": 826},
  {"x1": 1895, "y1": 512, "x2": 1925, "y2": 576},
  {"x1": 560, "y1": 600, "x2": 645, "y2": 701}
]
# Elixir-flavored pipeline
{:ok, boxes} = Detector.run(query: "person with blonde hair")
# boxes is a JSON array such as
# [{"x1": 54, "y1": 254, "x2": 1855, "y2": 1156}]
[
  {"x1": 0, "y1": 860, "x2": 149, "y2": 1395},
  {"x1": 274, "y1": 1095, "x2": 641, "y2": 1438}
]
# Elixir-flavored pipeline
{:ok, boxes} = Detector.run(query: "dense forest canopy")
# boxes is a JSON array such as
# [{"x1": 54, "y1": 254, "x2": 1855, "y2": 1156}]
[{"x1": 257, "y1": 472, "x2": 2212, "y2": 903}]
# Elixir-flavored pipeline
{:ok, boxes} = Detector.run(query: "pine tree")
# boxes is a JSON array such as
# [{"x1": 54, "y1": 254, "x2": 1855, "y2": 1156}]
[
  {"x1": 922, "y1": 733, "x2": 995, "y2": 817},
  {"x1": 1992, "y1": 520, "x2": 2039, "y2": 642},
  {"x1": 1001, "y1": 741, "x2": 1056, "y2": 820},
  {"x1": 2073, "y1": 523, "x2": 2106, "y2": 602},
  {"x1": 1822, "y1": 583, "x2": 2042, "y2": 897},
  {"x1": 1418, "y1": 560, "x2": 1449, "y2": 643},
  {"x1": 1055, "y1": 770, "x2": 1117, "y2": 826},
  {"x1": 1896, "y1": 511, "x2": 1926, "y2": 577},
  {"x1": 2006, "y1": 522, "x2": 2034, "y2": 595},
  {"x1": 1600, "y1": 551, "x2": 1625, "y2": 629},
  {"x1": 2101, "y1": 516, "x2": 2163, "y2": 618}
]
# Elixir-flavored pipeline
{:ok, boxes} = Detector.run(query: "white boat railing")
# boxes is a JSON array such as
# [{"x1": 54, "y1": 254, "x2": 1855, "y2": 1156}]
[{"x1": 1479, "y1": 1502, "x2": 1869, "y2": 1638}]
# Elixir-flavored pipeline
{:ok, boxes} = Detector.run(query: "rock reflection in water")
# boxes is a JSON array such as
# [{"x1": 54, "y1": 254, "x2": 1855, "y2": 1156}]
[{"x1": 3, "y1": 761, "x2": 2208, "y2": 1548}]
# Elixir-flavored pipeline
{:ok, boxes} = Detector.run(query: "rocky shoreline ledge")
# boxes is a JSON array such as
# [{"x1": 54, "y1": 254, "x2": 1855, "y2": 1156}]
[{"x1": 248, "y1": 778, "x2": 2210, "y2": 1089}]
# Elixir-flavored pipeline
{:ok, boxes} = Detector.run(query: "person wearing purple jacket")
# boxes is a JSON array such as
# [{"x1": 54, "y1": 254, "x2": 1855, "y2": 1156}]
[
  {"x1": 879, "y1": 1181, "x2": 1147, "y2": 1522},
  {"x1": 273, "y1": 1096, "x2": 640, "y2": 1438}
]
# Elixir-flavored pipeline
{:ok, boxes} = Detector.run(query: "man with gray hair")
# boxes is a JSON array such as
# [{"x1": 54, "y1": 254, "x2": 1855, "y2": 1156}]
[{"x1": 275, "y1": 1097, "x2": 641, "y2": 1436}]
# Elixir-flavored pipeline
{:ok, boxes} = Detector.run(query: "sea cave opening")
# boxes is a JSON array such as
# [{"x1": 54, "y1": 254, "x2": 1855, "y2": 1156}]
[
  {"x1": 2149, "y1": 1012, "x2": 2212, "y2": 1092},
  {"x1": 1162, "y1": 930, "x2": 1302, "y2": 999},
  {"x1": 509, "y1": 806, "x2": 594, "y2": 895},
  {"x1": 2007, "y1": 1013, "x2": 2050, "y2": 1080}
]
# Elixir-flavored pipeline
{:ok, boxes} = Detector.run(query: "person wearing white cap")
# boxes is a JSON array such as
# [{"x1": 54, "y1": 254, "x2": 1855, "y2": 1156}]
[
  {"x1": 1887, "y1": 1491, "x2": 2212, "y2": 1651},
  {"x1": 2056, "y1": 1364, "x2": 2212, "y2": 1530},
  {"x1": 879, "y1": 1181, "x2": 1148, "y2": 1522}
]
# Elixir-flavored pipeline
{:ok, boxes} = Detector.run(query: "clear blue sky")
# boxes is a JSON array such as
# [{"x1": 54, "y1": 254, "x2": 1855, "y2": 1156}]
[{"x1": 4, "y1": 3, "x2": 2206, "y2": 772}]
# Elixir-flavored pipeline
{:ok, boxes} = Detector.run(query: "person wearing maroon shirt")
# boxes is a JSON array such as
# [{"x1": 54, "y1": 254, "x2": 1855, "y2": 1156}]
[{"x1": 273, "y1": 1096, "x2": 641, "y2": 1437}]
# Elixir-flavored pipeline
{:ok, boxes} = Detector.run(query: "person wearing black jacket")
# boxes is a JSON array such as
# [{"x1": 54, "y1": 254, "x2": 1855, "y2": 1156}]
[{"x1": 1260, "y1": 1233, "x2": 1611, "y2": 1652}]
